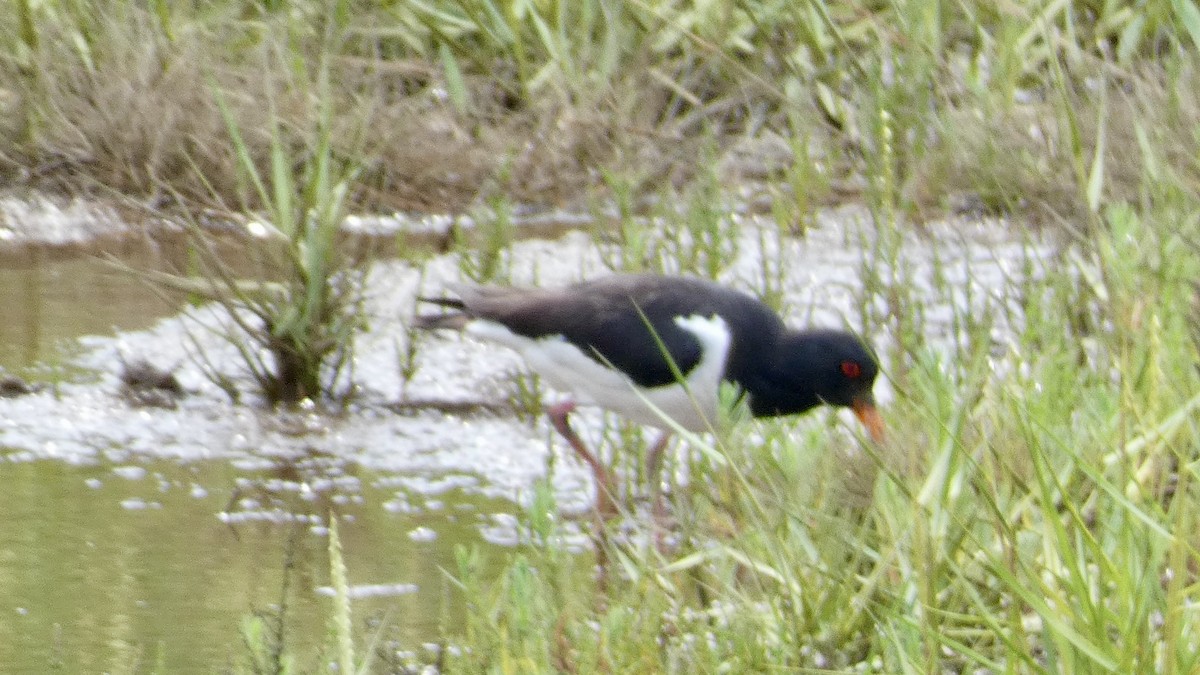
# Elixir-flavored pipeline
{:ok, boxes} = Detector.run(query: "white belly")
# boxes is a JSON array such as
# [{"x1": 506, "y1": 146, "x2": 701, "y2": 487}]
[{"x1": 464, "y1": 314, "x2": 732, "y2": 432}]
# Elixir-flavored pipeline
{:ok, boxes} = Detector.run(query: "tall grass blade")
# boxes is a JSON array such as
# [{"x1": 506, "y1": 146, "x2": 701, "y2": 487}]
[
  {"x1": 1171, "y1": 0, "x2": 1200, "y2": 52},
  {"x1": 1086, "y1": 81, "x2": 1108, "y2": 213},
  {"x1": 438, "y1": 43, "x2": 470, "y2": 115},
  {"x1": 328, "y1": 517, "x2": 355, "y2": 675}
]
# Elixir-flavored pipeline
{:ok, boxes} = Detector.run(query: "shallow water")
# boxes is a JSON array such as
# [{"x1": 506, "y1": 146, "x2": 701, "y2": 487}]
[
  {"x1": 0, "y1": 456, "x2": 514, "y2": 671},
  {"x1": 0, "y1": 253, "x2": 177, "y2": 374},
  {"x1": 0, "y1": 196, "x2": 1051, "y2": 668}
]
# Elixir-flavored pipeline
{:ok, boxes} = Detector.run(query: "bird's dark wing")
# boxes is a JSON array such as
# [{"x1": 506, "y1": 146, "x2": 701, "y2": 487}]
[
  {"x1": 446, "y1": 276, "x2": 724, "y2": 388},
  {"x1": 441, "y1": 273, "x2": 777, "y2": 386},
  {"x1": 566, "y1": 300, "x2": 705, "y2": 388}
]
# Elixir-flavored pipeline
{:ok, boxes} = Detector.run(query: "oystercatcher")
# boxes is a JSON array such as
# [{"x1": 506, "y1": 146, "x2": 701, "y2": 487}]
[{"x1": 415, "y1": 273, "x2": 884, "y2": 516}]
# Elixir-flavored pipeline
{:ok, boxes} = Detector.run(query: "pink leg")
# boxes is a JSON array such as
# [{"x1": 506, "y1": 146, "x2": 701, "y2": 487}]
[{"x1": 546, "y1": 401, "x2": 617, "y2": 519}]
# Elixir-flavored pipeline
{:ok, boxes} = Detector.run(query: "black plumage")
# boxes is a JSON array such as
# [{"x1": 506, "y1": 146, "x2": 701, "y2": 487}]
[{"x1": 417, "y1": 273, "x2": 880, "y2": 420}]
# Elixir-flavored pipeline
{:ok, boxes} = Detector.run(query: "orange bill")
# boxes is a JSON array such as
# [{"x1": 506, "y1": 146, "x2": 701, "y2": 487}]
[{"x1": 852, "y1": 397, "x2": 886, "y2": 443}]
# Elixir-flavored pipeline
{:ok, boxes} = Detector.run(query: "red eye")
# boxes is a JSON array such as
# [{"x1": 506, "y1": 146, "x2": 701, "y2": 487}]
[{"x1": 840, "y1": 361, "x2": 862, "y2": 379}]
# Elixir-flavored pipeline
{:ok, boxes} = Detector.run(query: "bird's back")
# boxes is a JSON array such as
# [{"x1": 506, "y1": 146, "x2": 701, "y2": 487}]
[{"x1": 439, "y1": 274, "x2": 785, "y2": 389}]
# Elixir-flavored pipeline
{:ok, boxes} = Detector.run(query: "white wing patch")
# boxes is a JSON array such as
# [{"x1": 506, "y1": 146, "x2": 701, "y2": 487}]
[{"x1": 464, "y1": 314, "x2": 732, "y2": 432}]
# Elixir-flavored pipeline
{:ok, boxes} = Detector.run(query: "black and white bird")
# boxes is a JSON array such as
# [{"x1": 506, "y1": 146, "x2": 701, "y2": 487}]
[{"x1": 415, "y1": 273, "x2": 884, "y2": 517}]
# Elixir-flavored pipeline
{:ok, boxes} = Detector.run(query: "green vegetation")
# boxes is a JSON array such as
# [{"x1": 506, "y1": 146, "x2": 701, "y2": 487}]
[
  {"x1": 195, "y1": 3, "x2": 367, "y2": 405},
  {"x1": 6, "y1": 0, "x2": 1200, "y2": 672},
  {"x1": 5, "y1": 0, "x2": 1196, "y2": 219}
]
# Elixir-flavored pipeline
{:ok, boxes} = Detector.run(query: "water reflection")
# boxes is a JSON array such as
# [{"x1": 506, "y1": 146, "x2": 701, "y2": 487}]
[
  {"x1": 0, "y1": 251, "x2": 178, "y2": 375},
  {"x1": 0, "y1": 457, "x2": 510, "y2": 671}
]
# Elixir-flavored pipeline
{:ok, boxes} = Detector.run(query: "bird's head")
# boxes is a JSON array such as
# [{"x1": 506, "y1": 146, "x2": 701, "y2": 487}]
[
  {"x1": 762, "y1": 329, "x2": 884, "y2": 442},
  {"x1": 814, "y1": 330, "x2": 883, "y2": 442}
]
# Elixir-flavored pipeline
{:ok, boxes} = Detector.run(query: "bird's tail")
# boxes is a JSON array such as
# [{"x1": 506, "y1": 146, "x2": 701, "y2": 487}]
[{"x1": 412, "y1": 296, "x2": 470, "y2": 330}]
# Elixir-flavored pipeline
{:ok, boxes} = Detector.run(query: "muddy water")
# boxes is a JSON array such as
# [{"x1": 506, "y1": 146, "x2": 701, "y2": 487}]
[
  {"x1": 0, "y1": 217, "x2": 532, "y2": 670},
  {"x1": 0, "y1": 457, "x2": 511, "y2": 671},
  {"x1": 0, "y1": 197, "x2": 1050, "y2": 670},
  {"x1": 0, "y1": 254, "x2": 176, "y2": 373}
]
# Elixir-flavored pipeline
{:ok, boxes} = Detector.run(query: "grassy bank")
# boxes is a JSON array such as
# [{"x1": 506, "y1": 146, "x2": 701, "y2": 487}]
[
  {"x1": 6, "y1": 0, "x2": 1200, "y2": 672},
  {"x1": 3, "y1": 0, "x2": 1197, "y2": 221}
]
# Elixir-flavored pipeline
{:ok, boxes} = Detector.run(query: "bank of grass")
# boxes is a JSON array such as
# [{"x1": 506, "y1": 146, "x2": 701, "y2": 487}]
[{"x1": 4, "y1": 0, "x2": 1199, "y2": 220}]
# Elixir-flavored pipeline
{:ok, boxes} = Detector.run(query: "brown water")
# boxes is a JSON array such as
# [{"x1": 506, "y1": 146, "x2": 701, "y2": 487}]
[
  {"x1": 0, "y1": 457, "x2": 511, "y2": 671},
  {"x1": 0, "y1": 253, "x2": 177, "y2": 374}
]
